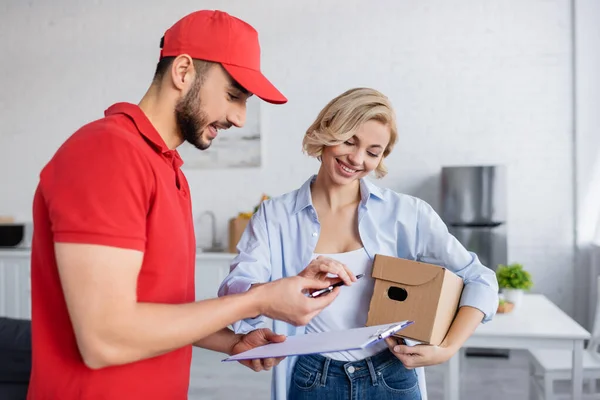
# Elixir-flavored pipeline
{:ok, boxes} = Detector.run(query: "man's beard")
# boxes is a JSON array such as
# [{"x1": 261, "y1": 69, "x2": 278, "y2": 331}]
[{"x1": 175, "y1": 77, "x2": 211, "y2": 150}]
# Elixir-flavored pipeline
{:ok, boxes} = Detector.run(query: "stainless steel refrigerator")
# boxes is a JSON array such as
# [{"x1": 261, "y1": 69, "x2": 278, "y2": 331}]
[
  {"x1": 440, "y1": 165, "x2": 508, "y2": 357},
  {"x1": 441, "y1": 165, "x2": 507, "y2": 272}
]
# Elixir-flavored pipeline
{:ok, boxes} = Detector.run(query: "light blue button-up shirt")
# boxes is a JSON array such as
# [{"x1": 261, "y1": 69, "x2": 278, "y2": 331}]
[{"x1": 218, "y1": 175, "x2": 499, "y2": 400}]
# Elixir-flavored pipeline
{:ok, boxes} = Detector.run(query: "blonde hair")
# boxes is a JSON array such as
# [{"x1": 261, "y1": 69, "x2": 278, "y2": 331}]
[{"x1": 302, "y1": 88, "x2": 398, "y2": 178}]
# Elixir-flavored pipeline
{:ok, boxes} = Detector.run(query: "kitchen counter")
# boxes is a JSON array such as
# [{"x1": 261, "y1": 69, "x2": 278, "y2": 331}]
[
  {"x1": 0, "y1": 248, "x2": 236, "y2": 261},
  {"x1": 0, "y1": 249, "x2": 31, "y2": 258},
  {"x1": 195, "y1": 251, "x2": 237, "y2": 261},
  {"x1": 0, "y1": 248, "x2": 238, "y2": 318}
]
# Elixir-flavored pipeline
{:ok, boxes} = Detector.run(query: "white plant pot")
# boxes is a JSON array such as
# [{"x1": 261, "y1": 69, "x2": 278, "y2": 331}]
[{"x1": 502, "y1": 288, "x2": 524, "y2": 306}]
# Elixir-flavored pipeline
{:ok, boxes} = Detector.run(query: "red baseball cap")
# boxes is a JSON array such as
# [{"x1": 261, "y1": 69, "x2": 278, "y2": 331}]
[{"x1": 160, "y1": 10, "x2": 287, "y2": 105}]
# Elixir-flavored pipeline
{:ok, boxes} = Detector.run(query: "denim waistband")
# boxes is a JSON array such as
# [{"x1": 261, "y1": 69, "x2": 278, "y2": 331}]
[{"x1": 295, "y1": 349, "x2": 402, "y2": 384}]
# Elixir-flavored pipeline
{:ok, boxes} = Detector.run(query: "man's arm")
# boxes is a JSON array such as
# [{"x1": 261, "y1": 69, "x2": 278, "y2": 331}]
[
  {"x1": 192, "y1": 328, "x2": 241, "y2": 355},
  {"x1": 56, "y1": 243, "x2": 337, "y2": 370}
]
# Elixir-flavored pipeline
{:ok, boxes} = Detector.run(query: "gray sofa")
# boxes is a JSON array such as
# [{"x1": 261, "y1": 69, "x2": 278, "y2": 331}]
[{"x1": 0, "y1": 317, "x2": 31, "y2": 400}]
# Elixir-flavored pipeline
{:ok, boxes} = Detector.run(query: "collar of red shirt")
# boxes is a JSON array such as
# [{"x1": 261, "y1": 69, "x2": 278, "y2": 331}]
[{"x1": 105, "y1": 102, "x2": 184, "y2": 169}]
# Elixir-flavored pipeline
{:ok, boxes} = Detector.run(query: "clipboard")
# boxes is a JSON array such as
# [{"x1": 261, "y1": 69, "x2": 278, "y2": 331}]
[{"x1": 223, "y1": 320, "x2": 413, "y2": 362}]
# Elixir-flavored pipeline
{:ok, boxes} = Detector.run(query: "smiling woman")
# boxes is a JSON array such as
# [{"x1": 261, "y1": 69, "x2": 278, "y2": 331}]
[
  {"x1": 219, "y1": 86, "x2": 499, "y2": 400},
  {"x1": 318, "y1": 119, "x2": 391, "y2": 186},
  {"x1": 302, "y1": 87, "x2": 398, "y2": 179}
]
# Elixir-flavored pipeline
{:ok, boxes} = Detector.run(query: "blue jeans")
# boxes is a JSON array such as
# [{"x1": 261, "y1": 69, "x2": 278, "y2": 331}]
[{"x1": 288, "y1": 349, "x2": 421, "y2": 400}]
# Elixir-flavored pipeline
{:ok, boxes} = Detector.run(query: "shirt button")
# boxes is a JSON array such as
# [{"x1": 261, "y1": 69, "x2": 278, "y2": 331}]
[
  {"x1": 347, "y1": 366, "x2": 355, "y2": 374},
  {"x1": 312, "y1": 232, "x2": 318, "y2": 237}
]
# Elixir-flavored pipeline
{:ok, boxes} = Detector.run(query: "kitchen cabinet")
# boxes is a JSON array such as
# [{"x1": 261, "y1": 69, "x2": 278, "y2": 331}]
[
  {"x1": 0, "y1": 250, "x2": 237, "y2": 319},
  {"x1": 194, "y1": 252, "x2": 237, "y2": 300},
  {"x1": 0, "y1": 249, "x2": 30, "y2": 319}
]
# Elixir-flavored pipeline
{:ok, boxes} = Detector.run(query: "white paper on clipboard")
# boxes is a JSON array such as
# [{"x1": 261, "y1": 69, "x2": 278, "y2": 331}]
[{"x1": 222, "y1": 320, "x2": 414, "y2": 362}]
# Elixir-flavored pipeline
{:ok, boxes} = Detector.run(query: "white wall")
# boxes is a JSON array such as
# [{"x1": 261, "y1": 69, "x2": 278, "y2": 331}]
[
  {"x1": 574, "y1": 0, "x2": 600, "y2": 328},
  {"x1": 575, "y1": 0, "x2": 600, "y2": 246},
  {"x1": 0, "y1": 0, "x2": 578, "y2": 314}
]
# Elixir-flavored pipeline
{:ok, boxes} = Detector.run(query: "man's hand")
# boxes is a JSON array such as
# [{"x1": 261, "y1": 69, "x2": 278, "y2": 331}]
[
  {"x1": 229, "y1": 328, "x2": 286, "y2": 372},
  {"x1": 298, "y1": 256, "x2": 356, "y2": 288},
  {"x1": 384, "y1": 337, "x2": 455, "y2": 369},
  {"x1": 252, "y1": 276, "x2": 341, "y2": 326}
]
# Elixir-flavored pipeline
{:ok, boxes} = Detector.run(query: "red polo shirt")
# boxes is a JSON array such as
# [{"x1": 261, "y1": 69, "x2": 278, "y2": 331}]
[{"x1": 28, "y1": 103, "x2": 196, "y2": 399}]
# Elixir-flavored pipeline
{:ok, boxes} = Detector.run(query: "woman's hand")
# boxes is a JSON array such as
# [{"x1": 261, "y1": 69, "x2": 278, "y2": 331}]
[
  {"x1": 384, "y1": 337, "x2": 457, "y2": 369},
  {"x1": 386, "y1": 306, "x2": 485, "y2": 369},
  {"x1": 298, "y1": 256, "x2": 357, "y2": 287}
]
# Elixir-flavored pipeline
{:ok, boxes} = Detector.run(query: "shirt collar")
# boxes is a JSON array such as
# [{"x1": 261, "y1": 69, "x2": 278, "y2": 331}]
[
  {"x1": 105, "y1": 102, "x2": 184, "y2": 169},
  {"x1": 293, "y1": 175, "x2": 385, "y2": 215},
  {"x1": 360, "y1": 177, "x2": 385, "y2": 203},
  {"x1": 293, "y1": 176, "x2": 316, "y2": 215}
]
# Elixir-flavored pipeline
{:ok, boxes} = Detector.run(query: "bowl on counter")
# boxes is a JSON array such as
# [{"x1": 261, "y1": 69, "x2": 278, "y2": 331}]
[{"x1": 0, "y1": 224, "x2": 26, "y2": 247}]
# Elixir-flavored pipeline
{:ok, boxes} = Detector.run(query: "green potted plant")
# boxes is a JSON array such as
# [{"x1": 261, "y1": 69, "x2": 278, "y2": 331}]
[{"x1": 496, "y1": 263, "x2": 533, "y2": 307}]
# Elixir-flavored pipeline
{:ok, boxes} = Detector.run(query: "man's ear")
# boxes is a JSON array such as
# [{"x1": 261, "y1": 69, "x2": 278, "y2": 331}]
[{"x1": 169, "y1": 54, "x2": 194, "y2": 91}]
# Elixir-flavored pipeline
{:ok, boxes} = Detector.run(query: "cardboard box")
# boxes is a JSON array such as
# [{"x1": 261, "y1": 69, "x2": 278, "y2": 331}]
[
  {"x1": 228, "y1": 216, "x2": 250, "y2": 253},
  {"x1": 366, "y1": 254, "x2": 464, "y2": 345}
]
